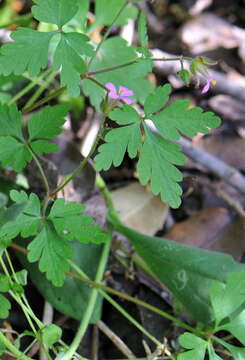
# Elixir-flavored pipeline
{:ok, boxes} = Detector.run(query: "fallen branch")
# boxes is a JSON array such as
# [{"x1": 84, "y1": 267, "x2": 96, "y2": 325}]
[{"x1": 177, "y1": 137, "x2": 245, "y2": 195}]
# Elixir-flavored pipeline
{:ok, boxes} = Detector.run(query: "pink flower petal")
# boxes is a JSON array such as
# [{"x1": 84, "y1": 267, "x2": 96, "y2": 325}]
[
  {"x1": 105, "y1": 82, "x2": 119, "y2": 99},
  {"x1": 121, "y1": 96, "x2": 133, "y2": 105},
  {"x1": 201, "y1": 80, "x2": 210, "y2": 94},
  {"x1": 119, "y1": 86, "x2": 134, "y2": 97}
]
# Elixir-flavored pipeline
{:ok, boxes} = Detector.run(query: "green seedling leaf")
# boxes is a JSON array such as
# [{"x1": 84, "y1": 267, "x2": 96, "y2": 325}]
[
  {"x1": 94, "y1": 0, "x2": 138, "y2": 27},
  {"x1": 220, "y1": 309, "x2": 245, "y2": 345},
  {"x1": 138, "y1": 12, "x2": 148, "y2": 47},
  {"x1": 109, "y1": 219, "x2": 245, "y2": 323},
  {"x1": 151, "y1": 99, "x2": 221, "y2": 141},
  {"x1": 32, "y1": 0, "x2": 78, "y2": 28},
  {"x1": 144, "y1": 84, "x2": 171, "y2": 116},
  {"x1": 41, "y1": 324, "x2": 62, "y2": 347},
  {"x1": 210, "y1": 271, "x2": 245, "y2": 326},
  {"x1": 14, "y1": 270, "x2": 28, "y2": 286},
  {"x1": 0, "y1": 274, "x2": 10, "y2": 292},
  {"x1": 53, "y1": 33, "x2": 93, "y2": 97},
  {"x1": 137, "y1": 126, "x2": 185, "y2": 208},
  {"x1": 178, "y1": 333, "x2": 207, "y2": 360},
  {"x1": 95, "y1": 105, "x2": 142, "y2": 170},
  {"x1": 0, "y1": 294, "x2": 11, "y2": 318},
  {"x1": 0, "y1": 28, "x2": 53, "y2": 77}
]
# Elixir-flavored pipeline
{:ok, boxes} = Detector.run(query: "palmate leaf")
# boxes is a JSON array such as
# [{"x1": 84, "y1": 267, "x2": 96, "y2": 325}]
[
  {"x1": 0, "y1": 192, "x2": 108, "y2": 286},
  {"x1": 48, "y1": 198, "x2": 108, "y2": 244},
  {"x1": 0, "y1": 104, "x2": 68, "y2": 171},
  {"x1": 96, "y1": 85, "x2": 221, "y2": 208},
  {"x1": 95, "y1": 105, "x2": 142, "y2": 170},
  {"x1": 137, "y1": 126, "x2": 185, "y2": 208},
  {"x1": 178, "y1": 333, "x2": 207, "y2": 360},
  {"x1": 0, "y1": 28, "x2": 53, "y2": 77},
  {"x1": 32, "y1": 0, "x2": 78, "y2": 28},
  {"x1": 210, "y1": 271, "x2": 245, "y2": 326},
  {"x1": 0, "y1": 191, "x2": 41, "y2": 240},
  {"x1": 221, "y1": 310, "x2": 245, "y2": 345},
  {"x1": 27, "y1": 224, "x2": 71, "y2": 287},
  {"x1": 17, "y1": 241, "x2": 104, "y2": 322},
  {"x1": 151, "y1": 99, "x2": 221, "y2": 141},
  {"x1": 0, "y1": 1, "x2": 93, "y2": 97},
  {"x1": 53, "y1": 33, "x2": 94, "y2": 97}
]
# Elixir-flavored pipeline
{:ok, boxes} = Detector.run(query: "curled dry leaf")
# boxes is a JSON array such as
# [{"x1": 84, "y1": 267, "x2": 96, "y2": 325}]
[{"x1": 164, "y1": 208, "x2": 245, "y2": 260}]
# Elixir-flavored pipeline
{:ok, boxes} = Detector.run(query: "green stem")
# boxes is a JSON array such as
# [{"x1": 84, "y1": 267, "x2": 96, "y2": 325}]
[
  {"x1": 22, "y1": 86, "x2": 66, "y2": 114},
  {"x1": 0, "y1": 331, "x2": 33, "y2": 360},
  {"x1": 88, "y1": 0, "x2": 129, "y2": 70},
  {"x1": 84, "y1": 75, "x2": 109, "y2": 92},
  {"x1": 66, "y1": 269, "x2": 205, "y2": 336},
  {"x1": 69, "y1": 261, "x2": 161, "y2": 347},
  {"x1": 151, "y1": 56, "x2": 192, "y2": 62},
  {"x1": 87, "y1": 59, "x2": 139, "y2": 76},
  {"x1": 51, "y1": 114, "x2": 105, "y2": 197},
  {"x1": 8, "y1": 68, "x2": 51, "y2": 105},
  {"x1": 0, "y1": 255, "x2": 37, "y2": 335},
  {"x1": 25, "y1": 142, "x2": 50, "y2": 196},
  {"x1": 23, "y1": 70, "x2": 57, "y2": 111},
  {"x1": 61, "y1": 229, "x2": 112, "y2": 360}
]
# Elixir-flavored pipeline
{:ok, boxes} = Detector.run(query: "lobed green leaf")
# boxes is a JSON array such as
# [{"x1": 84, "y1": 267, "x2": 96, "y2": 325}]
[
  {"x1": 32, "y1": 0, "x2": 79, "y2": 28},
  {"x1": 0, "y1": 28, "x2": 53, "y2": 77}
]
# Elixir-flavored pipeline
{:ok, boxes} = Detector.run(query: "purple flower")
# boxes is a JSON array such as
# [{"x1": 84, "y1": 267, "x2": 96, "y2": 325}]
[
  {"x1": 201, "y1": 77, "x2": 216, "y2": 94},
  {"x1": 105, "y1": 82, "x2": 134, "y2": 104}
]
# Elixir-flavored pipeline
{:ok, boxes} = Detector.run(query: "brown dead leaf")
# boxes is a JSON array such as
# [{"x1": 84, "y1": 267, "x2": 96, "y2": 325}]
[
  {"x1": 165, "y1": 208, "x2": 245, "y2": 260},
  {"x1": 111, "y1": 182, "x2": 169, "y2": 236}
]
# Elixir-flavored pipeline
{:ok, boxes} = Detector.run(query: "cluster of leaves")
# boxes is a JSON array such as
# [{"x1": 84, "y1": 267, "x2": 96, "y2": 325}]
[
  {"x1": 0, "y1": 1, "x2": 244, "y2": 359},
  {"x1": 0, "y1": 101, "x2": 107, "y2": 288},
  {"x1": 0, "y1": 104, "x2": 68, "y2": 171},
  {"x1": 0, "y1": 191, "x2": 107, "y2": 287},
  {"x1": 178, "y1": 271, "x2": 245, "y2": 359},
  {"x1": 95, "y1": 85, "x2": 220, "y2": 208},
  {"x1": 109, "y1": 218, "x2": 245, "y2": 358}
]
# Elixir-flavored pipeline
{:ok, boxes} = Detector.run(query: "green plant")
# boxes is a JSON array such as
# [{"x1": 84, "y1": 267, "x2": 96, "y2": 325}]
[{"x1": 0, "y1": 0, "x2": 244, "y2": 359}]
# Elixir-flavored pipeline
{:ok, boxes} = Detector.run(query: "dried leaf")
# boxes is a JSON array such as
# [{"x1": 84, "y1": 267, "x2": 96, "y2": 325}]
[{"x1": 111, "y1": 182, "x2": 168, "y2": 235}]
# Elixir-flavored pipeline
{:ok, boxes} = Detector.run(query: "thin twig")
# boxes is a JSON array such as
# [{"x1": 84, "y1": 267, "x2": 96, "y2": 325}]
[
  {"x1": 97, "y1": 320, "x2": 136, "y2": 359},
  {"x1": 177, "y1": 137, "x2": 245, "y2": 195},
  {"x1": 197, "y1": 177, "x2": 245, "y2": 218}
]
